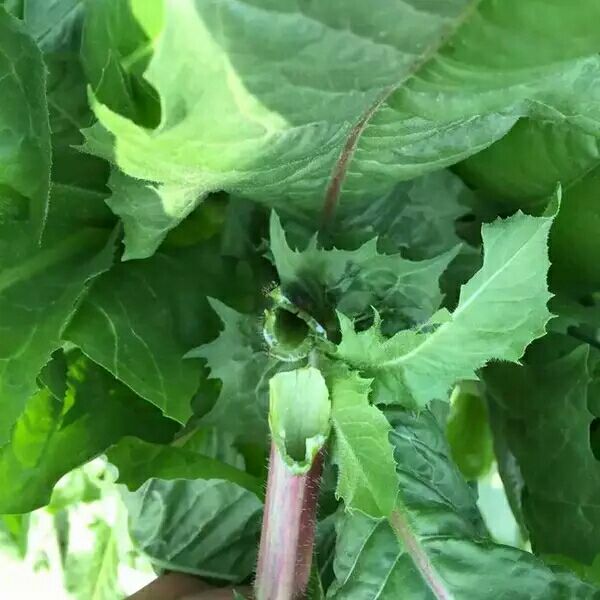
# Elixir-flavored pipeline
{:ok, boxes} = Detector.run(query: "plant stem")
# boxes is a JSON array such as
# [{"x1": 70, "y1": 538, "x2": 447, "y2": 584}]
[{"x1": 255, "y1": 443, "x2": 323, "y2": 600}]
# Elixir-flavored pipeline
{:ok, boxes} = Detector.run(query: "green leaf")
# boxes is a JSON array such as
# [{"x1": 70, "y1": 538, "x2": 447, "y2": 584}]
[
  {"x1": 124, "y1": 478, "x2": 262, "y2": 583},
  {"x1": 0, "y1": 7, "x2": 51, "y2": 233},
  {"x1": 271, "y1": 212, "x2": 457, "y2": 332},
  {"x1": 106, "y1": 169, "x2": 205, "y2": 260},
  {"x1": 485, "y1": 342, "x2": 600, "y2": 564},
  {"x1": 84, "y1": 1, "x2": 600, "y2": 215},
  {"x1": 0, "y1": 353, "x2": 177, "y2": 513},
  {"x1": 329, "y1": 408, "x2": 600, "y2": 599},
  {"x1": 64, "y1": 243, "x2": 258, "y2": 425},
  {"x1": 18, "y1": 0, "x2": 84, "y2": 52},
  {"x1": 446, "y1": 383, "x2": 494, "y2": 480},
  {"x1": 337, "y1": 208, "x2": 555, "y2": 408},
  {"x1": 458, "y1": 119, "x2": 600, "y2": 206},
  {"x1": 108, "y1": 436, "x2": 262, "y2": 497},
  {"x1": 187, "y1": 299, "x2": 292, "y2": 444},
  {"x1": 330, "y1": 369, "x2": 396, "y2": 518},
  {"x1": 269, "y1": 367, "x2": 331, "y2": 474},
  {"x1": 331, "y1": 170, "x2": 471, "y2": 261},
  {"x1": 0, "y1": 224, "x2": 116, "y2": 444},
  {"x1": 81, "y1": 0, "x2": 160, "y2": 125},
  {"x1": 65, "y1": 520, "x2": 121, "y2": 600}
]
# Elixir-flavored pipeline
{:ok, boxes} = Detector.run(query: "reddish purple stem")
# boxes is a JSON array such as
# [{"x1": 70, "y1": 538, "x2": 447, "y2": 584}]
[{"x1": 255, "y1": 443, "x2": 323, "y2": 600}]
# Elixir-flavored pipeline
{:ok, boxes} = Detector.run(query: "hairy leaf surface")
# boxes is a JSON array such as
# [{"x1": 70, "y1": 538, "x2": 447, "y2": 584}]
[
  {"x1": 337, "y1": 209, "x2": 554, "y2": 408},
  {"x1": 330, "y1": 370, "x2": 396, "y2": 518},
  {"x1": 329, "y1": 408, "x2": 600, "y2": 599}
]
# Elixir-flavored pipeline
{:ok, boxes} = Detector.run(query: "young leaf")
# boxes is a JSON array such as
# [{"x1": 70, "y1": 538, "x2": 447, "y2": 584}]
[
  {"x1": 485, "y1": 342, "x2": 600, "y2": 564},
  {"x1": 268, "y1": 367, "x2": 331, "y2": 474},
  {"x1": 331, "y1": 170, "x2": 471, "y2": 260},
  {"x1": 330, "y1": 369, "x2": 397, "y2": 518},
  {"x1": 337, "y1": 207, "x2": 555, "y2": 408},
  {"x1": 329, "y1": 408, "x2": 600, "y2": 599},
  {"x1": 187, "y1": 299, "x2": 294, "y2": 444},
  {"x1": 0, "y1": 7, "x2": 51, "y2": 233},
  {"x1": 0, "y1": 354, "x2": 177, "y2": 514},
  {"x1": 271, "y1": 212, "x2": 457, "y2": 331},
  {"x1": 124, "y1": 478, "x2": 262, "y2": 583}
]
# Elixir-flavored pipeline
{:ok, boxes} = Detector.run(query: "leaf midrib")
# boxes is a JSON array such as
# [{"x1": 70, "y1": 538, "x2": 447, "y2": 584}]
[
  {"x1": 379, "y1": 215, "x2": 546, "y2": 369},
  {"x1": 322, "y1": 0, "x2": 485, "y2": 219}
]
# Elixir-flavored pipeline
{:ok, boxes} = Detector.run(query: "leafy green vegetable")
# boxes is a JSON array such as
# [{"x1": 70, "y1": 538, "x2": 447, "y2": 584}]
[
  {"x1": 124, "y1": 478, "x2": 262, "y2": 583},
  {"x1": 329, "y1": 408, "x2": 600, "y2": 599},
  {"x1": 0, "y1": 7, "x2": 51, "y2": 232},
  {"x1": 0, "y1": 353, "x2": 177, "y2": 513},
  {"x1": 3, "y1": 2, "x2": 600, "y2": 596},
  {"x1": 271, "y1": 212, "x2": 457, "y2": 332},
  {"x1": 485, "y1": 341, "x2": 600, "y2": 564},
  {"x1": 337, "y1": 207, "x2": 555, "y2": 408},
  {"x1": 330, "y1": 369, "x2": 396, "y2": 518}
]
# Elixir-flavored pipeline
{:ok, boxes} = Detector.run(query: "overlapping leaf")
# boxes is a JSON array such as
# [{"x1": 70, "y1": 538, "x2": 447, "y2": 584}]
[
  {"x1": 187, "y1": 299, "x2": 293, "y2": 444},
  {"x1": 0, "y1": 7, "x2": 51, "y2": 232},
  {"x1": 336, "y1": 208, "x2": 554, "y2": 408},
  {"x1": 271, "y1": 212, "x2": 457, "y2": 332},
  {"x1": 330, "y1": 369, "x2": 396, "y2": 518},
  {"x1": 0, "y1": 353, "x2": 177, "y2": 514},
  {"x1": 485, "y1": 341, "x2": 600, "y2": 564},
  {"x1": 329, "y1": 408, "x2": 600, "y2": 599},
  {"x1": 64, "y1": 243, "x2": 260, "y2": 424},
  {"x1": 124, "y1": 478, "x2": 262, "y2": 583},
  {"x1": 83, "y1": 0, "x2": 600, "y2": 225}
]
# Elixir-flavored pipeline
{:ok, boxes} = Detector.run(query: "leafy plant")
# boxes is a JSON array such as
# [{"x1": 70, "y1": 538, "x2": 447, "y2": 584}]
[{"x1": 2, "y1": 1, "x2": 600, "y2": 599}]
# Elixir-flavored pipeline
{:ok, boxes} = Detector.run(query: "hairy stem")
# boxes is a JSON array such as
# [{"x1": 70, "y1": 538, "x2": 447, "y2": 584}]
[{"x1": 255, "y1": 443, "x2": 323, "y2": 600}]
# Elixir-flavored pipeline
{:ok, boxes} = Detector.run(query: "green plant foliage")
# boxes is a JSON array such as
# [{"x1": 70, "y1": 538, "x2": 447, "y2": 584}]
[
  {"x1": 485, "y1": 341, "x2": 600, "y2": 564},
  {"x1": 336, "y1": 208, "x2": 555, "y2": 408},
  {"x1": 329, "y1": 408, "x2": 600, "y2": 599},
  {"x1": 2, "y1": 2, "x2": 600, "y2": 597}
]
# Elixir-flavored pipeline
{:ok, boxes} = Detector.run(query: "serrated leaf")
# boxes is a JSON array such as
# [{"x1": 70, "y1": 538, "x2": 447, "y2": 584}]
[
  {"x1": 187, "y1": 299, "x2": 295, "y2": 444},
  {"x1": 337, "y1": 208, "x2": 555, "y2": 408},
  {"x1": 64, "y1": 243, "x2": 259, "y2": 425},
  {"x1": 485, "y1": 341, "x2": 600, "y2": 564},
  {"x1": 108, "y1": 436, "x2": 262, "y2": 497},
  {"x1": 0, "y1": 224, "x2": 116, "y2": 444},
  {"x1": 328, "y1": 408, "x2": 600, "y2": 600},
  {"x1": 83, "y1": 1, "x2": 600, "y2": 216},
  {"x1": 81, "y1": 0, "x2": 160, "y2": 125},
  {"x1": 0, "y1": 353, "x2": 177, "y2": 514},
  {"x1": 330, "y1": 369, "x2": 396, "y2": 518},
  {"x1": 271, "y1": 212, "x2": 457, "y2": 332},
  {"x1": 331, "y1": 170, "x2": 472, "y2": 261},
  {"x1": 106, "y1": 170, "x2": 205, "y2": 260},
  {"x1": 0, "y1": 7, "x2": 51, "y2": 233},
  {"x1": 124, "y1": 478, "x2": 262, "y2": 583}
]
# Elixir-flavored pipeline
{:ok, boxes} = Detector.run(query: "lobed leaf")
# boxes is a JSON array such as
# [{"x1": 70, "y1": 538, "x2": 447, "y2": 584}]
[{"x1": 337, "y1": 207, "x2": 555, "y2": 408}]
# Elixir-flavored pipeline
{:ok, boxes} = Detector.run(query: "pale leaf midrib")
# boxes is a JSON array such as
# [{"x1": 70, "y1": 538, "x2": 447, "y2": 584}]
[{"x1": 379, "y1": 217, "x2": 546, "y2": 369}]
